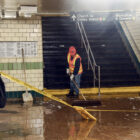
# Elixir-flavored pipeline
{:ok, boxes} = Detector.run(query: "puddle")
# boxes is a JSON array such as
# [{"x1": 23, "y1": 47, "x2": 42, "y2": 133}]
[
  {"x1": 0, "y1": 110, "x2": 18, "y2": 114},
  {"x1": 0, "y1": 96, "x2": 140, "y2": 140},
  {"x1": 0, "y1": 123, "x2": 30, "y2": 139}
]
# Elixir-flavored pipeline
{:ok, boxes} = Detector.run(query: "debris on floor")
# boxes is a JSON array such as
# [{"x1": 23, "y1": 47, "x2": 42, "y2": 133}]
[{"x1": 0, "y1": 96, "x2": 140, "y2": 140}]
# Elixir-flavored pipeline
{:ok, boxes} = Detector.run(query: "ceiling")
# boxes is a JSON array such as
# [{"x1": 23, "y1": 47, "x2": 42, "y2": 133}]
[{"x1": 0, "y1": 0, "x2": 140, "y2": 14}]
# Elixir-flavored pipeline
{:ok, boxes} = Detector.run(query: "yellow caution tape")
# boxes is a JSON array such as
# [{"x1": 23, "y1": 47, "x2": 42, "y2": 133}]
[
  {"x1": 73, "y1": 106, "x2": 97, "y2": 120},
  {"x1": 86, "y1": 109, "x2": 140, "y2": 113},
  {"x1": 0, "y1": 72, "x2": 96, "y2": 121}
]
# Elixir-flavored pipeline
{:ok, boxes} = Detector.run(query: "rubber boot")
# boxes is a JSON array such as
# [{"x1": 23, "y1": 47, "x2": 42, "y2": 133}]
[
  {"x1": 66, "y1": 91, "x2": 74, "y2": 98},
  {"x1": 73, "y1": 94, "x2": 79, "y2": 99}
]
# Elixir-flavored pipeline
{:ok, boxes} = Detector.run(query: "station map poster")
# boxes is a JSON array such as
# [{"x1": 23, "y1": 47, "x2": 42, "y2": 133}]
[{"x1": 0, "y1": 42, "x2": 37, "y2": 58}]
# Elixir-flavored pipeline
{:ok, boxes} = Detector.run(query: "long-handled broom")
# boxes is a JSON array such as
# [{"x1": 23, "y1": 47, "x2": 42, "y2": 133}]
[
  {"x1": 71, "y1": 78, "x2": 101, "y2": 106},
  {"x1": 22, "y1": 48, "x2": 33, "y2": 102}
]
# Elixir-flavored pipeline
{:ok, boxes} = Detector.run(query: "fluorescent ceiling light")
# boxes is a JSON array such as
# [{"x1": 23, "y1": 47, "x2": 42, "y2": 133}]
[
  {"x1": 4, "y1": 10, "x2": 17, "y2": 18},
  {"x1": 19, "y1": 5, "x2": 37, "y2": 17},
  {"x1": 19, "y1": 6, "x2": 37, "y2": 14},
  {"x1": 23, "y1": 13, "x2": 32, "y2": 18}
]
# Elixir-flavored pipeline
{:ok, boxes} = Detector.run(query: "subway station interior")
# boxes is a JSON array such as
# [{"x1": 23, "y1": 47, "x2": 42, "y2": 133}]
[{"x1": 0, "y1": 0, "x2": 140, "y2": 140}]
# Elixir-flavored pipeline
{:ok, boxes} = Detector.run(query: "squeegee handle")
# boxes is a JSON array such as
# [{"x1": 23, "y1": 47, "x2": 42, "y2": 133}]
[
  {"x1": 22, "y1": 48, "x2": 28, "y2": 92},
  {"x1": 69, "y1": 73, "x2": 86, "y2": 101}
]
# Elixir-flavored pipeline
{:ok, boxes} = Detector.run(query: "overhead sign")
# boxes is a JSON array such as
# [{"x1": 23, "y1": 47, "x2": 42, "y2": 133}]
[
  {"x1": 0, "y1": 42, "x2": 37, "y2": 58},
  {"x1": 115, "y1": 13, "x2": 136, "y2": 21},
  {"x1": 71, "y1": 11, "x2": 136, "y2": 22},
  {"x1": 72, "y1": 13, "x2": 107, "y2": 22}
]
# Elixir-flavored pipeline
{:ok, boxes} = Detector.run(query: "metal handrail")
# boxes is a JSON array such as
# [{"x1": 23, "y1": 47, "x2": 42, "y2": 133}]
[
  {"x1": 78, "y1": 21, "x2": 97, "y2": 87},
  {"x1": 115, "y1": 21, "x2": 140, "y2": 75},
  {"x1": 123, "y1": 21, "x2": 140, "y2": 54},
  {"x1": 77, "y1": 22, "x2": 97, "y2": 69},
  {"x1": 76, "y1": 20, "x2": 101, "y2": 94},
  {"x1": 77, "y1": 22, "x2": 95, "y2": 71},
  {"x1": 80, "y1": 22, "x2": 97, "y2": 66}
]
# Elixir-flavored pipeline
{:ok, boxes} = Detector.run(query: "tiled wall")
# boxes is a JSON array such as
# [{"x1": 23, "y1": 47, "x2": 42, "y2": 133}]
[
  {"x1": 0, "y1": 16, "x2": 43, "y2": 93},
  {"x1": 120, "y1": 20, "x2": 140, "y2": 62}
]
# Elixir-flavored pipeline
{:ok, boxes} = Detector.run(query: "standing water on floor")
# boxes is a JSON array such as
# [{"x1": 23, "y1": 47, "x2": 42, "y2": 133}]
[{"x1": 0, "y1": 96, "x2": 140, "y2": 140}]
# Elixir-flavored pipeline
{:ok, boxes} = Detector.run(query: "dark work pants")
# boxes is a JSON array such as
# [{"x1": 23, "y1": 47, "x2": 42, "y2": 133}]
[{"x1": 70, "y1": 74, "x2": 81, "y2": 95}]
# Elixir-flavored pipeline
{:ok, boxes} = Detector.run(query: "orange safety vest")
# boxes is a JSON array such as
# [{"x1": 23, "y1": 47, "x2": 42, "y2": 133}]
[{"x1": 67, "y1": 53, "x2": 83, "y2": 75}]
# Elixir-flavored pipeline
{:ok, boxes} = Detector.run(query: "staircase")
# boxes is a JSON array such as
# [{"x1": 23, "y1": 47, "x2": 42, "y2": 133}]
[
  {"x1": 42, "y1": 17, "x2": 140, "y2": 89},
  {"x1": 82, "y1": 21, "x2": 140, "y2": 87},
  {"x1": 42, "y1": 17, "x2": 93, "y2": 89}
]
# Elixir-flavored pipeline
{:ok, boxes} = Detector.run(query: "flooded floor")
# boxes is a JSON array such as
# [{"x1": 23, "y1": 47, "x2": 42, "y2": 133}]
[{"x1": 0, "y1": 95, "x2": 140, "y2": 140}]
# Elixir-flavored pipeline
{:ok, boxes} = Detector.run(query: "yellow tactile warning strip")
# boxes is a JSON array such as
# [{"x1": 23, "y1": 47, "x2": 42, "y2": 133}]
[
  {"x1": 44, "y1": 86, "x2": 140, "y2": 95},
  {"x1": 86, "y1": 109, "x2": 140, "y2": 113},
  {"x1": 0, "y1": 72, "x2": 96, "y2": 121}
]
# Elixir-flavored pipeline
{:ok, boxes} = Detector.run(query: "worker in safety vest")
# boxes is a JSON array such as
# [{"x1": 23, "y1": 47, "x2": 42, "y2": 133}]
[{"x1": 66, "y1": 46, "x2": 83, "y2": 98}]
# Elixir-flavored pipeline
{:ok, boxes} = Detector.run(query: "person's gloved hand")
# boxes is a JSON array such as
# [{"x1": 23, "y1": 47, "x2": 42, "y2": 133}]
[
  {"x1": 66, "y1": 69, "x2": 70, "y2": 75},
  {"x1": 70, "y1": 74, "x2": 74, "y2": 80}
]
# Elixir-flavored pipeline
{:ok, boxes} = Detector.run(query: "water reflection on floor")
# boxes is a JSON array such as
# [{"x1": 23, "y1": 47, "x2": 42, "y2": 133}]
[{"x1": 0, "y1": 95, "x2": 140, "y2": 140}]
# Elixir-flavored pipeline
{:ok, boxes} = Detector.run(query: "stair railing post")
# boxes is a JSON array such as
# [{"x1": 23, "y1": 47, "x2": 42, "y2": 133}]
[
  {"x1": 93, "y1": 65, "x2": 96, "y2": 87},
  {"x1": 98, "y1": 66, "x2": 101, "y2": 96},
  {"x1": 88, "y1": 43, "x2": 90, "y2": 70}
]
